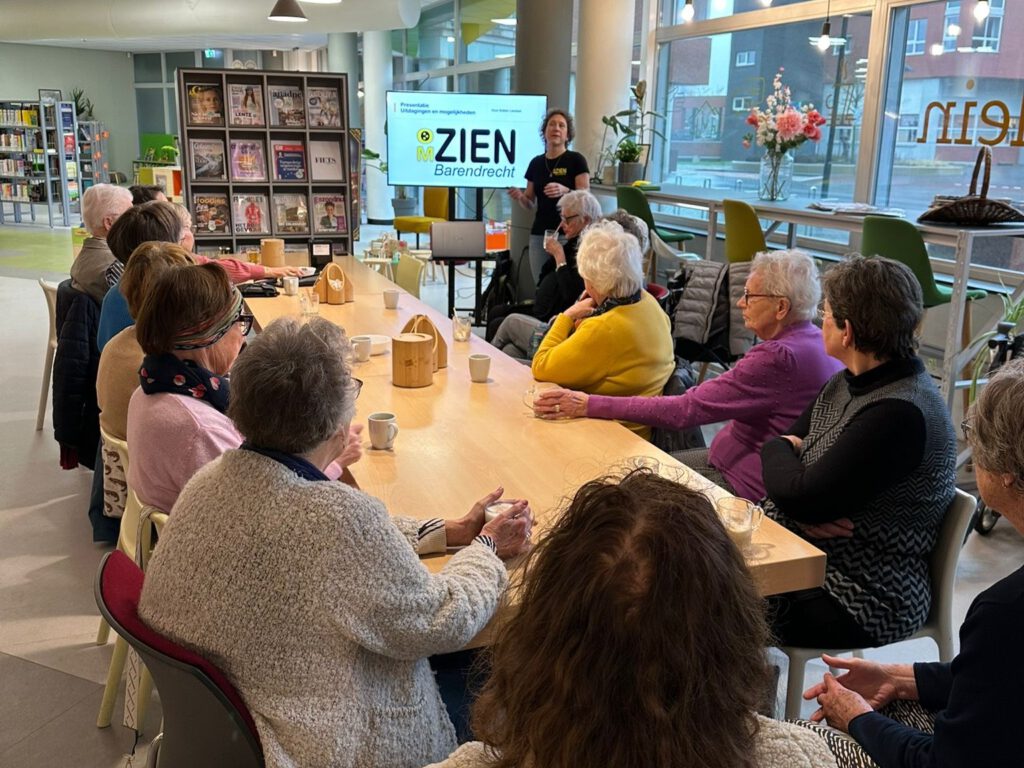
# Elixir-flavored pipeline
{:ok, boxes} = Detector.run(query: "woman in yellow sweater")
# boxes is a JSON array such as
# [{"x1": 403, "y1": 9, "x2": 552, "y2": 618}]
[{"x1": 531, "y1": 219, "x2": 674, "y2": 436}]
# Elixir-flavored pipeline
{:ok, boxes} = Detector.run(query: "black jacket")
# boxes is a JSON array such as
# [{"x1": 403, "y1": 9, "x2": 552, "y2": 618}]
[{"x1": 53, "y1": 279, "x2": 100, "y2": 470}]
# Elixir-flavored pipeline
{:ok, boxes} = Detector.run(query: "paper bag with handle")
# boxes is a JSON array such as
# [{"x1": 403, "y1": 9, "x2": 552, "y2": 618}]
[
  {"x1": 401, "y1": 314, "x2": 447, "y2": 370},
  {"x1": 313, "y1": 262, "x2": 354, "y2": 305}
]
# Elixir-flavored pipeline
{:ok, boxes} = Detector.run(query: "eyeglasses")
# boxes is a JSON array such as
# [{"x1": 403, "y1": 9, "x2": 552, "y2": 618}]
[
  {"x1": 741, "y1": 289, "x2": 786, "y2": 304},
  {"x1": 350, "y1": 377, "x2": 363, "y2": 400},
  {"x1": 560, "y1": 213, "x2": 580, "y2": 223},
  {"x1": 236, "y1": 309, "x2": 255, "y2": 336}
]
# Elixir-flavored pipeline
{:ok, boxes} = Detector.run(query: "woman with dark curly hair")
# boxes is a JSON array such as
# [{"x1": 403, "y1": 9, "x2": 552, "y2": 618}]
[{"x1": 426, "y1": 470, "x2": 837, "y2": 768}]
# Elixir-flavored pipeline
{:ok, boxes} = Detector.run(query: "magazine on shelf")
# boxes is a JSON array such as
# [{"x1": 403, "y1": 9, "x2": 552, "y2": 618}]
[
  {"x1": 192, "y1": 192, "x2": 230, "y2": 235},
  {"x1": 271, "y1": 140, "x2": 306, "y2": 181},
  {"x1": 309, "y1": 140, "x2": 344, "y2": 181},
  {"x1": 272, "y1": 192, "x2": 309, "y2": 234},
  {"x1": 227, "y1": 83, "x2": 266, "y2": 127},
  {"x1": 229, "y1": 139, "x2": 268, "y2": 181},
  {"x1": 189, "y1": 138, "x2": 227, "y2": 180},
  {"x1": 186, "y1": 83, "x2": 225, "y2": 126},
  {"x1": 268, "y1": 85, "x2": 306, "y2": 127},
  {"x1": 306, "y1": 86, "x2": 342, "y2": 128},
  {"x1": 232, "y1": 193, "x2": 271, "y2": 235},
  {"x1": 312, "y1": 193, "x2": 347, "y2": 234}
]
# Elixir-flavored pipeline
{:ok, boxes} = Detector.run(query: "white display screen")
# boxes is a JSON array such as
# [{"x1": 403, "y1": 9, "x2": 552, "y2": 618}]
[{"x1": 385, "y1": 91, "x2": 547, "y2": 189}]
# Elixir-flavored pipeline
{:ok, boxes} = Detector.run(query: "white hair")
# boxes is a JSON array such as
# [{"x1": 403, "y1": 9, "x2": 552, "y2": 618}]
[
  {"x1": 172, "y1": 203, "x2": 192, "y2": 242},
  {"x1": 558, "y1": 190, "x2": 602, "y2": 224},
  {"x1": 576, "y1": 220, "x2": 645, "y2": 298},
  {"x1": 81, "y1": 183, "x2": 132, "y2": 235},
  {"x1": 751, "y1": 249, "x2": 821, "y2": 322}
]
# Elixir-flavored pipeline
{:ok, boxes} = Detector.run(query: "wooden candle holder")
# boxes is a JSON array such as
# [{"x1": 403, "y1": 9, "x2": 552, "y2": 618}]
[
  {"x1": 401, "y1": 314, "x2": 447, "y2": 370},
  {"x1": 313, "y1": 262, "x2": 354, "y2": 305},
  {"x1": 392, "y1": 332, "x2": 435, "y2": 388}
]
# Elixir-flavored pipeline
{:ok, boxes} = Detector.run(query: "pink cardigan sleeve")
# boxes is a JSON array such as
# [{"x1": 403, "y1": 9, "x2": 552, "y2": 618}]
[{"x1": 192, "y1": 254, "x2": 268, "y2": 282}]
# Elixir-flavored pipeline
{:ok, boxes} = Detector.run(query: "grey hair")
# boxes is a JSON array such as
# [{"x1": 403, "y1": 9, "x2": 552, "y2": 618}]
[
  {"x1": 558, "y1": 190, "x2": 602, "y2": 225},
  {"x1": 602, "y1": 209, "x2": 650, "y2": 254},
  {"x1": 81, "y1": 183, "x2": 132, "y2": 234},
  {"x1": 228, "y1": 316, "x2": 356, "y2": 455},
  {"x1": 750, "y1": 249, "x2": 821, "y2": 323},
  {"x1": 968, "y1": 358, "x2": 1024, "y2": 494},
  {"x1": 576, "y1": 219, "x2": 645, "y2": 298},
  {"x1": 172, "y1": 203, "x2": 192, "y2": 243}
]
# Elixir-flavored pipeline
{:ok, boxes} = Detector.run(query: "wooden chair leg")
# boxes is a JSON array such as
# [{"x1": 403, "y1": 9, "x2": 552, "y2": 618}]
[{"x1": 97, "y1": 636, "x2": 129, "y2": 727}]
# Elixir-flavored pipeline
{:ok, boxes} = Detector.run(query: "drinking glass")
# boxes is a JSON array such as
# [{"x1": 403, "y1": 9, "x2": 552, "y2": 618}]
[{"x1": 452, "y1": 314, "x2": 472, "y2": 342}]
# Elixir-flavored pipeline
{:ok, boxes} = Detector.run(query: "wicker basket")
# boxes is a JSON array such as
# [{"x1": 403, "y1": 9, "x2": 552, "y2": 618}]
[{"x1": 917, "y1": 146, "x2": 1024, "y2": 226}]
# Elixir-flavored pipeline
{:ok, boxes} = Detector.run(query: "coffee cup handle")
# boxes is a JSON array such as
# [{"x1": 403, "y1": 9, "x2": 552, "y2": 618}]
[{"x1": 387, "y1": 423, "x2": 399, "y2": 444}]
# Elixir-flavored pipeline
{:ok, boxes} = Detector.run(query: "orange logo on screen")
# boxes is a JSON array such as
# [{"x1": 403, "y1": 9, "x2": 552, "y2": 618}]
[{"x1": 917, "y1": 79, "x2": 1024, "y2": 147}]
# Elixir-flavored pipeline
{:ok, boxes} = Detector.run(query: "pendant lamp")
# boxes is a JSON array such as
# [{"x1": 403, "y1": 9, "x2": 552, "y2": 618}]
[{"x1": 268, "y1": 0, "x2": 308, "y2": 22}]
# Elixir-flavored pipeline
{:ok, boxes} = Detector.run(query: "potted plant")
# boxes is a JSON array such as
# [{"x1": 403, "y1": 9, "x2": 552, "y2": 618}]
[
  {"x1": 616, "y1": 139, "x2": 644, "y2": 184},
  {"x1": 600, "y1": 80, "x2": 666, "y2": 184},
  {"x1": 362, "y1": 148, "x2": 417, "y2": 217}
]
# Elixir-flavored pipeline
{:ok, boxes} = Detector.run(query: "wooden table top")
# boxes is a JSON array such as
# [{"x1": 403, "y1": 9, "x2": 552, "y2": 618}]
[{"x1": 247, "y1": 256, "x2": 824, "y2": 598}]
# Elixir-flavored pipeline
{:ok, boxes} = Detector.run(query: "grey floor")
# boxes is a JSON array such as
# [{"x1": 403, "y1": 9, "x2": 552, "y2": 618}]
[{"x1": 1, "y1": 223, "x2": 1022, "y2": 766}]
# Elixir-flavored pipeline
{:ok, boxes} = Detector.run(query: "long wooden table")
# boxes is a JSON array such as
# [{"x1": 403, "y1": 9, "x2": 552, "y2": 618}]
[{"x1": 248, "y1": 256, "x2": 825, "y2": 597}]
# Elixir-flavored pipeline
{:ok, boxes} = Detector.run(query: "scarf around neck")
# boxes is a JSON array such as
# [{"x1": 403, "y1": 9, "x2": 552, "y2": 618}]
[
  {"x1": 240, "y1": 442, "x2": 329, "y2": 482},
  {"x1": 138, "y1": 353, "x2": 230, "y2": 414}
]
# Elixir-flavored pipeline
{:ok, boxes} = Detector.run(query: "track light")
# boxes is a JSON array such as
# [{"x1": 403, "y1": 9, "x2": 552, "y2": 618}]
[
  {"x1": 811, "y1": 0, "x2": 846, "y2": 50},
  {"x1": 268, "y1": 0, "x2": 308, "y2": 22},
  {"x1": 681, "y1": 0, "x2": 694, "y2": 22},
  {"x1": 974, "y1": 1, "x2": 990, "y2": 22}
]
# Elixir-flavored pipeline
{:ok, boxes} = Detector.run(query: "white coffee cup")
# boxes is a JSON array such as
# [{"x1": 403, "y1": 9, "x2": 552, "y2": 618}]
[
  {"x1": 485, "y1": 500, "x2": 515, "y2": 523},
  {"x1": 469, "y1": 353, "x2": 491, "y2": 383},
  {"x1": 282, "y1": 275, "x2": 299, "y2": 296},
  {"x1": 351, "y1": 335, "x2": 372, "y2": 362},
  {"x1": 383, "y1": 289, "x2": 400, "y2": 309},
  {"x1": 368, "y1": 412, "x2": 399, "y2": 450},
  {"x1": 716, "y1": 497, "x2": 764, "y2": 551}
]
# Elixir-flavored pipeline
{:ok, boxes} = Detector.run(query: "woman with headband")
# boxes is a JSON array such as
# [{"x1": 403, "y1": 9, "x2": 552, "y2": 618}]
[{"x1": 125, "y1": 263, "x2": 359, "y2": 513}]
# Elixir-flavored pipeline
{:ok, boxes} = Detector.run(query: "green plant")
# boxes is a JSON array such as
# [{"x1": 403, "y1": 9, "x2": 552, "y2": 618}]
[
  {"x1": 597, "y1": 80, "x2": 665, "y2": 174},
  {"x1": 615, "y1": 139, "x2": 642, "y2": 163},
  {"x1": 70, "y1": 87, "x2": 94, "y2": 120},
  {"x1": 969, "y1": 288, "x2": 1024, "y2": 402}
]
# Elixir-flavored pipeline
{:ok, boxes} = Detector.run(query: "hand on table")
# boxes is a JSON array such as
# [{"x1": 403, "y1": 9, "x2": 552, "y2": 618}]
[
  {"x1": 563, "y1": 296, "x2": 596, "y2": 321},
  {"x1": 264, "y1": 265, "x2": 305, "y2": 277},
  {"x1": 798, "y1": 518, "x2": 855, "y2": 539},
  {"x1": 543, "y1": 182, "x2": 569, "y2": 198},
  {"x1": 481, "y1": 499, "x2": 533, "y2": 559},
  {"x1": 803, "y1": 654, "x2": 908, "y2": 726},
  {"x1": 805, "y1": 672, "x2": 874, "y2": 733},
  {"x1": 534, "y1": 388, "x2": 589, "y2": 420}
]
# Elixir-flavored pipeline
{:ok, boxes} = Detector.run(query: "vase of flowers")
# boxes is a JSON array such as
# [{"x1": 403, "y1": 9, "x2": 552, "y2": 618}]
[{"x1": 743, "y1": 68, "x2": 826, "y2": 202}]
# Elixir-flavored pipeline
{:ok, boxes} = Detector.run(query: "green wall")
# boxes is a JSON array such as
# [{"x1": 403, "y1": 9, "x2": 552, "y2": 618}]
[{"x1": 0, "y1": 42, "x2": 139, "y2": 180}]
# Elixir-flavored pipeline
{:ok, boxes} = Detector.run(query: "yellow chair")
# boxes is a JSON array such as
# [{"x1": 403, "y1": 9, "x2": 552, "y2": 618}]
[
  {"x1": 394, "y1": 187, "x2": 450, "y2": 247},
  {"x1": 393, "y1": 253, "x2": 426, "y2": 299},
  {"x1": 36, "y1": 279, "x2": 58, "y2": 431},
  {"x1": 723, "y1": 199, "x2": 767, "y2": 264}
]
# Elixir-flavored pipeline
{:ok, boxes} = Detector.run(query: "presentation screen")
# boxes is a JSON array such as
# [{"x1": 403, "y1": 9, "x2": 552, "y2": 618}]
[{"x1": 385, "y1": 91, "x2": 547, "y2": 189}]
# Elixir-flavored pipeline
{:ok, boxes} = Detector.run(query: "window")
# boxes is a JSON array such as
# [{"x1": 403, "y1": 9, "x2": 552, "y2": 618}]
[
  {"x1": 972, "y1": 0, "x2": 1004, "y2": 52},
  {"x1": 943, "y1": 1, "x2": 961, "y2": 51},
  {"x1": 731, "y1": 96, "x2": 753, "y2": 111},
  {"x1": 735, "y1": 50, "x2": 756, "y2": 67},
  {"x1": 897, "y1": 114, "x2": 920, "y2": 143},
  {"x1": 906, "y1": 19, "x2": 927, "y2": 55}
]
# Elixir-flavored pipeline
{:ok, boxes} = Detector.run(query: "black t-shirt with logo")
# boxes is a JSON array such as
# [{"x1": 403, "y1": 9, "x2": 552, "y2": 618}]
[{"x1": 524, "y1": 150, "x2": 590, "y2": 235}]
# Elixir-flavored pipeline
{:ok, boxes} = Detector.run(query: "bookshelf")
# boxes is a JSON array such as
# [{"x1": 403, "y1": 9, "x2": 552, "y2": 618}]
[
  {"x1": 78, "y1": 121, "x2": 109, "y2": 190},
  {"x1": 176, "y1": 68, "x2": 354, "y2": 268},
  {"x1": 0, "y1": 100, "x2": 80, "y2": 227}
]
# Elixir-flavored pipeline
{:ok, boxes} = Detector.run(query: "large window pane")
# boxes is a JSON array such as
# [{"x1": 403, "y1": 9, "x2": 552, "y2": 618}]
[
  {"x1": 133, "y1": 53, "x2": 162, "y2": 84},
  {"x1": 659, "y1": 0, "x2": 815, "y2": 26},
  {"x1": 135, "y1": 88, "x2": 166, "y2": 135},
  {"x1": 462, "y1": 0, "x2": 516, "y2": 63},
  {"x1": 407, "y1": 2, "x2": 456, "y2": 72},
  {"x1": 165, "y1": 52, "x2": 197, "y2": 82}
]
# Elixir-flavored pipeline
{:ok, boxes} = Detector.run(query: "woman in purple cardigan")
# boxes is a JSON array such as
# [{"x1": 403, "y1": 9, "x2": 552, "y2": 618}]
[{"x1": 534, "y1": 249, "x2": 842, "y2": 500}]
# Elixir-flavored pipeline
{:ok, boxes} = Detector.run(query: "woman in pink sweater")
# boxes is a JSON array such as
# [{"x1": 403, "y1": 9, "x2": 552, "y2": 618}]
[{"x1": 534, "y1": 250, "x2": 842, "y2": 500}]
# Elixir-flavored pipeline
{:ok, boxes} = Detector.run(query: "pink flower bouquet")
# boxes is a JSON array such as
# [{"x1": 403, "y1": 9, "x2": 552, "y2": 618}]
[{"x1": 743, "y1": 68, "x2": 826, "y2": 157}]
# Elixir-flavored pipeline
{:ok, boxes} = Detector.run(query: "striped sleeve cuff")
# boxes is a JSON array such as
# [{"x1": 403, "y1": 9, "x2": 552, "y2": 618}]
[
  {"x1": 473, "y1": 534, "x2": 497, "y2": 554},
  {"x1": 105, "y1": 260, "x2": 124, "y2": 287},
  {"x1": 416, "y1": 518, "x2": 447, "y2": 555}
]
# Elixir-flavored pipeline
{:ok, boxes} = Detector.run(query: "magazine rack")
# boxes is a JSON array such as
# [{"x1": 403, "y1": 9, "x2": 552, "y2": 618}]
[{"x1": 177, "y1": 68, "x2": 355, "y2": 267}]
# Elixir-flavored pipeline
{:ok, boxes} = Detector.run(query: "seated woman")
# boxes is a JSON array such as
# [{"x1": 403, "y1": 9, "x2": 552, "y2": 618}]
[
  {"x1": 427, "y1": 469, "x2": 837, "y2": 768},
  {"x1": 139, "y1": 316, "x2": 533, "y2": 768},
  {"x1": 799, "y1": 358, "x2": 1024, "y2": 768},
  {"x1": 535, "y1": 249, "x2": 841, "y2": 499},
  {"x1": 761, "y1": 255, "x2": 956, "y2": 649},
  {"x1": 529, "y1": 220, "x2": 675, "y2": 437},
  {"x1": 489, "y1": 190, "x2": 601, "y2": 359}
]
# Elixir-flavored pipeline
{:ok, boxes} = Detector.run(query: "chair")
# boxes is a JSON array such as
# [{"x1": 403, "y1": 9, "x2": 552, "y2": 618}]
[
  {"x1": 778, "y1": 487, "x2": 977, "y2": 719},
  {"x1": 723, "y1": 199, "x2": 767, "y2": 264},
  {"x1": 645, "y1": 282, "x2": 670, "y2": 313},
  {"x1": 95, "y1": 551, "x2": 264, "y2": 767},
  {"x1": 617, "y1": 185, "x2": 693, "y2": 248},
  {"x1": 393, "y1": 253, "x2": 426, "y2": 299},
  {"x1": 394, "y1": 187, "x2": 450, "y2": 248},
  {"x1": 36, "y1": 279, "x2": 59, "y2": 431}
]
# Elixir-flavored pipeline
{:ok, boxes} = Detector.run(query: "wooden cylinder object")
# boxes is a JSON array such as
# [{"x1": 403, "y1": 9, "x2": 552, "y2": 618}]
[
  {"x1": 260, "y1": 238, "x2": 285, "y2": 268},
  {"x1": 402, "y1": 314, "x2": 446, "y2": 370},
  {"x1": 392, "y1": 333, "x2": 434, "y2": 388}
]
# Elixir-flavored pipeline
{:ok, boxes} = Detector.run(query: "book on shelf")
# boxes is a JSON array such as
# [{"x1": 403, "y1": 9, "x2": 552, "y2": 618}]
[
  {"x1": 309, "y1": 140, "x2": 344, "y2": 181},
  {"x1": 306, "y1": 86, "x2": 342, "y2": 128},
  {"x1": 312, "y1": 193, "x2": 347, "y2": 234},
  {"x1": 229, "y1": 139, "x2": 268, "y2": 181},
  {"x1": 267, "y1": 85, "x2": 306, "y2": 127},
  {"x1": 271, "y1": 140, "x2": 306, "y2": 181},
  {"x1": 232, "y1": 193, "x2": 271, "y2": 235},
  {"x1": 272, "y1": 193, "x2": 309, "y2": 234},
  {"x1": 186, "y1": 83, "x2": 225, "y2": 126},
  {"x1": 227, "y1": 83, "x2": 266, "y2": 127},
  {"x1": 190, "y1": 138, "x2": 227, "y2": 180},
  {"x1": 192, "y1": 192, "x2": 231, "y2": 234}
]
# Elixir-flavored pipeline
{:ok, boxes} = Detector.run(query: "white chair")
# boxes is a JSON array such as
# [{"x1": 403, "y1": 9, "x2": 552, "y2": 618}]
[
  {"x1": 778, "y1": 488, "x2": 977, "y2": 719},
  {"x1": 36, "y1": 279, "x2": 59, "y2": 431}
]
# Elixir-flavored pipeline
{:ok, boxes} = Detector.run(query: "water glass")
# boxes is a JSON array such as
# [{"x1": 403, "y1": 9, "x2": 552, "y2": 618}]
[{"x1": 452, "y1": 314, "x2": 472, "y2": 342}]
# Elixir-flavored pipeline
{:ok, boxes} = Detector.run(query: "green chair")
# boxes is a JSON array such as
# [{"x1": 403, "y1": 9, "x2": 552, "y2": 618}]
[
  {"x1": 723, "y1": 199, "x2": 767, "y2": 264},
  {"x1": 393, "y1": 253, "x2": 425, "y2": 299},
  {"x1": 616, "y1": 185, "x2": 694, "y2": 249}
]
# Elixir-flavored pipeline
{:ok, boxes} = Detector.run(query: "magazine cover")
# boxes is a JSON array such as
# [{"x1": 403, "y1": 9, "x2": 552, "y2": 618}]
[
  {"x1": 268, "y1": 85, "x2": 306, "y2": 127},
  {"x1": 272, "y1": 193, "x2": 309, "y2": 234},
  {"x1": 232, "y1": 193, "x2": 271, "y2": 235},
  {"x1": 192, "y1": 192, "x2": 230, "y2": 235},
  {"x1": 189, "y1": 138, "x2": 227, "y2": 180},
  {"x1": 186, "y1": 83, "x2": 225, "y2": 126},
  {"x1": 312, "y1": 194, "x2": 347, "y2": 234},
  {"x1": 309, "y1": 140, "x2": 344, "y2": 181},
  {"x1": 271, "y1": 140, "x2": 306, "y2": 181},
  {"x1": 229, "y1": 139, "x2": 268, "y2": 181},
  {"x1": 306, "y1": 86, "x2": 342, "y2": 128},
  {"x1": 227, "y1": 83, "x2": 266, "y2": 127}
]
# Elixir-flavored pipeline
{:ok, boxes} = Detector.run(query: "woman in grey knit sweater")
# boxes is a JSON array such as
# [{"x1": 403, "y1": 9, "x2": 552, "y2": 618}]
[{"x1": 138, "y1": 317, "x2": 533, "y2": 768}]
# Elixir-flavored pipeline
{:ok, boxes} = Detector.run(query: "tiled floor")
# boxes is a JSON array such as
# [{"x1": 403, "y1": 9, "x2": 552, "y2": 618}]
[{"x1": 1, "y1": 221, "x2": 1021, "y2": 765}]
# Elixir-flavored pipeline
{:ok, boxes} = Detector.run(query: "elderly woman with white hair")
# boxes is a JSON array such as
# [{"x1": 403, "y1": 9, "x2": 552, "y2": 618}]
[
  {"x1": 535, "y1": 249, "x2": 841, "y2": 498},
  {"x1": 139, "y1": 316, "x2": 533, "y2": 768},
  {"x1": 531, "y1": 219, "x2": 675, "y2": 437},
  {"x1": 70, "y1": 183, "x2": 133, "y2": 303}
]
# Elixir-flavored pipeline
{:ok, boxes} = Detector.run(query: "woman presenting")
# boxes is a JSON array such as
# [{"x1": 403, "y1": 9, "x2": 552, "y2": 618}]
[{"x1": 508, "y1": 109, "x2": 589, "y2": 281}]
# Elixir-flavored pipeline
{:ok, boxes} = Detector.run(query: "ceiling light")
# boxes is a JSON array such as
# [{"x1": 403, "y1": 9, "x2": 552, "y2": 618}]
[
  {"x1": 812, "y1": 1, "x2": 846, "y2": 50},
  {"x1": 946, "y1": 23, "x2": 961, "y2": 36},
  {"x1": 446, "y1": 35, "x2": 455, "y2": 42},
  {"x1": 491, "y1": 16, "x2": 516, "y2": 25},
  {"x1": 974, "y1": 0, "x2": 990, "y2": 21},
  {"x1": 930, "y1": 43, "x2": 944, "y2": 56},
  {"x1": 680, "y1": 0, "x2": 695, "y2": 22},
  {"x1": 268, "y1": 0, "x2": 308, "y2": 22},
  {"x1": 759, "y1": 0, "x2": 772, "y2": 5},
  {"x1": 299, "y1": 0, "x2": 342, "y2": 3}
]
